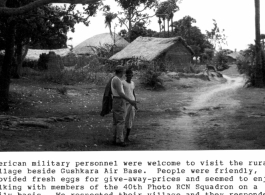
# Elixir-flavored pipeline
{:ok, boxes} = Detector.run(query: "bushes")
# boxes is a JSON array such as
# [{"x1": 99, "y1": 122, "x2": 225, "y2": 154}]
[
  {"x1": 140, "y1": 66, "x2": 164, "y2": 90},
  {"x1": 236, "y1": 57, "x2": 254, "y2": 86},
  {"x1": 37, "y1": 53, "x2": 50, "y2": 70},
  {"x1": 22, "y1": 59, "x2": 38, "y2": 69},
  {"x1": 42, "y1": 67, "x2": 113, "y2": 85},
  {"x1": 213, "y1": 51, "x2": 229, "y2": 71},
  {"x1": 237, "y1": 57, "x2": 251, "y2": 74}
]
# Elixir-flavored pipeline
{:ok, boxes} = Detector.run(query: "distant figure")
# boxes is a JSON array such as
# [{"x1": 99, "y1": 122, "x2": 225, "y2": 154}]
[
  {"x1": 122, "y1": 69, "x2": 137, "y2": 142},
  {"x1": 111, "y1": 65, "x2": 137, "y2": 147}
]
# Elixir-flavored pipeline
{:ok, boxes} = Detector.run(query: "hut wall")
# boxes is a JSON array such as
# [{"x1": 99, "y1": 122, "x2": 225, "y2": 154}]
[{"x1": 164, "y1": 43, "x2": 192, "y2": 70}]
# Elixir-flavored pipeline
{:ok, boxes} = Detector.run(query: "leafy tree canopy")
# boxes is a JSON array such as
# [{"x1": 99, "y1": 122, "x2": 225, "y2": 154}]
[
  {"x1": 0, "y1": 0, "x2": 100, "y2": 49},
  {"x1": 155, "y1": 0, "x2": 179, "y2": 19},
  {"x1": 110, "y1": 0, "x2": 158, "y2": 42},
  {"x1": 0, "y1": 0, "x2": 100, "y2": 16},
  {"x1": 118, "y1": 22, "x2": 158, "y2": 42},
  {"x1": 173, "y1": 16, "x2": 213, "y2": 57},
  {"x1": 0, "y1": 0, "x2": 100, "y2": 111}
]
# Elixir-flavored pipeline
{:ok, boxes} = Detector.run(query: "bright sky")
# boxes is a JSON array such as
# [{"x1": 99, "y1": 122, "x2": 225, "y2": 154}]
[{"x1": 68, "y1": 0, "x2": 265, "y2": 51}]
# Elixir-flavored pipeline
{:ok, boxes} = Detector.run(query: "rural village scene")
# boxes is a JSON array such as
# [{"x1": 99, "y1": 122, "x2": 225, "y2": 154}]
[{"x1": 0, "y1": 0, "x2": 265, "y2": 151}]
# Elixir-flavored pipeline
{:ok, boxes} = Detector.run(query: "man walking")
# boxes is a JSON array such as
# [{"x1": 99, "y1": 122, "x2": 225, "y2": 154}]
[
  {"x1": 122, "y1": 69, "x2": 137, "y2": 142},
  {"x1": 111, "y1": 65, "x2": 136, "y2": 147}
]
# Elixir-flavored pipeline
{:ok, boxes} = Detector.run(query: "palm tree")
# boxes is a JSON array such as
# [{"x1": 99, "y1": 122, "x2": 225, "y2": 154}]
[
  {"x1": 156, "y1": 1, "x2": 167, "y2": 37},
  {"x1": 254, "y1": 0, "x2": 263, "y2": 87},
  {"x1": 103, "y1": 12, "x2": 117, "y2": 36},
  {"x1": 103, "y1": 12, "x2": 117, "y2": 55},
  {"x1": 156, "y1": 0, "x2": 179, "y2": 37}
]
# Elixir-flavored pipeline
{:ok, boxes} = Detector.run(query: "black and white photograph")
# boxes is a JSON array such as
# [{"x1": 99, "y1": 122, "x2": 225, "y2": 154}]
[
  {"x1": 1, "y1": 1, "x2": 265, "y2": 195},
  {"x1": 0, "y1": 0, "x2": 264, "y2": 151}
]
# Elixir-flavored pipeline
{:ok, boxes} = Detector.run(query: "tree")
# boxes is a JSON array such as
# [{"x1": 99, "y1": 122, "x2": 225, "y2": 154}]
[
  {"x1": 155, "y1": 0, "x2": 179, "y2": 37},
  {"x1": 7, "y1": 4, "x2": 91, "y2": 78},
  {"x1": 0, "y1": 0, "x2": 100, "y2": 111},
  {"x1": 213, "y1": 50, "x2": 229, "y2": 71},
  {"x1": 118, "y1": 22, "x2": 157, "y2": 42},
  {"x1": 113, "y1": 0, "x2": 157, "y2": 42},
  {"x1": 206, "y1": 19, "x2": 227, "y2": 51},
  {"x1": 254, "y1": 0, "x2": 263, "y2": 87},
  {"x1": 0, "y1": 0, "x2": 99, "y2": 16},
  {"x1": 103, "y1": 12, "x2": 117, "y2": 36},
  {"x1": 173, "y1": 16, "x2": 213, "y2": 58},
  {"x1": 201, "y1": 48, "x2": 214, "y2": 63}
]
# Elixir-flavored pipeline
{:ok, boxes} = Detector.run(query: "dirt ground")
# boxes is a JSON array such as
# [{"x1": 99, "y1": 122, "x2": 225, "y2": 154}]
[{"x1": 1, "y1": 64, "x2": 265, "y2": 151}]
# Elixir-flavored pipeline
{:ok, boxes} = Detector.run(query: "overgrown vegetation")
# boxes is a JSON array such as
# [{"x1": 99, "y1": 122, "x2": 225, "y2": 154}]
[
  {"x1": 22, "y1": 59, "x2": 38, "y2": 69},
  {"x1": 41, "y1": 59, "x2": 113, "y2": 85},
  {"x1": 37, "y1": 53, "x2": 50, "y2": 70},
  {"x1": 42, "y1": 69, "x2": 112, "y2": 85},
  {"x1": 140, "y1": 66, "x2": 164, "y2": 90},
  {"x1": 213, "y1": 50, "x2": 229, "y2": 71},
  {"x1": 236, "y1": 57, "x2": 254, "y2": 86},
  {"x1": 237, "y1": 49, "x2": 265, "y2": 87}
]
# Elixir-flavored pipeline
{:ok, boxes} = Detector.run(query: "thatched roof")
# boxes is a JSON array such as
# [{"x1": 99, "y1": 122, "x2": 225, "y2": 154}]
[
  {"x1": 73, "y1": 33, "x2": 129, "y2": 55},
  {"x1": 227, "y1": 52, "x2": 244, "y2": 60},
  {"x1": 26, "y1": 48, "x2": 71, "y2": 60},
  {"x1": 109, "y1": 36, "x2": 194, "y2": 61}
]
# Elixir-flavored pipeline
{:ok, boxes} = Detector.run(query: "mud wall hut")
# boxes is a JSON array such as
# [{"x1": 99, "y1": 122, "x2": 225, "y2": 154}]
[
  {"x1": 109, "y1": 36, "x2": 194, "y2": 70},
  {"x1": 73, "y1": 33, "x2": 129, "y2": 56}
]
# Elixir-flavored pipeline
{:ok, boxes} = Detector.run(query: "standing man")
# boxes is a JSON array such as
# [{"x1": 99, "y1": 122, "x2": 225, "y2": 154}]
[
  {"x1": 111, "y1": 65, "x2": 136, "y2": 147},
  {"x1": 122, "y1": 69, "x2": 137, "y2": 142}
]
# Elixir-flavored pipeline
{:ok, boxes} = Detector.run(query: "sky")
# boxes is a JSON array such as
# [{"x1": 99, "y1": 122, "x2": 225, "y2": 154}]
[{"x1": 68, "y1": 0, "x2": 265, "y2": 51}]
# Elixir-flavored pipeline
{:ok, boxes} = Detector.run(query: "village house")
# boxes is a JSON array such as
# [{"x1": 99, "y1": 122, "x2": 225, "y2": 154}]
[
  {"x1": 226, "y1": 51, "x2": 244, "y2": 64},
  {"x1": 73, "y1": 33, "x2": 129, "y2": 56},
  {"x1": 109, "y1": 36, "x2": 194, "y2": 70}
]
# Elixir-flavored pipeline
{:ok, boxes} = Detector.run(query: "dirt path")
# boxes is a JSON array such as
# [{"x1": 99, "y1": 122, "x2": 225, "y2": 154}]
[{"x1": 156, "y1": 69, "x2": 246, "y2": 150}]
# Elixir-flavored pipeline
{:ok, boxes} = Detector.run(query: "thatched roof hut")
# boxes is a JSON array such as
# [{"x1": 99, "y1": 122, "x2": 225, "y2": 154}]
[
  {"x1": 26, "y1": 48, "x2": 71, "y2": 60},
  {"x1": 227, "y1": 52, "x2": 244, "y2": 60},
  {"x1": 226, "y1": 52, "x2": 245, "y2": 64},
  {"x1": 110, "y1": 36, "x2": 194, "y2": 61},
  {"x1": 73, "y1": 33, "x2": 129, "y2": 55},
  {"x1": 109, "y1": 36, "x2": 194, "y2": 70}
]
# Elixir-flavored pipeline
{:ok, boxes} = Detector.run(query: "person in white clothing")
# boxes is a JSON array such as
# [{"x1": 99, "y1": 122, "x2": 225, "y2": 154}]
[
  {"x1": 122, "y1": 69, "x2": 137, "y2": 142},
  {"x1": 111, "y1": 66, "x2": 136, "y2": 147}
]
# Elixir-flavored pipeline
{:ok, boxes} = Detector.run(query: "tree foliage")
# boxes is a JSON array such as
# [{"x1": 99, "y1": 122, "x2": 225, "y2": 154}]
[
  {"x1": 112, "y1": 0, "x2": 158, "y2": 42},
  {"x1": 0, "y1": 0, "x2": 100, "y2": 111},
  {"x1": 206, "y1": 19, "x2": 227, "y2": 50},
  {"x1": 0, "y1": 0, "x2": 100, "y2": 16},
  {"x1": 155, "y1": 0, "x2": 179, "y2": 36},
  {"x1": 103, "y1": 11, "x2": 117, "y2": 36},
  {"x1": 118, "y1": 22, "x2": 157, "y2": 42},
  {"x1": 213, "y1": 50, "x2": 229, "y2": 71},
  {"x1": 173, "y1": 16, "x2": 213, "y2": 58}
]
